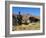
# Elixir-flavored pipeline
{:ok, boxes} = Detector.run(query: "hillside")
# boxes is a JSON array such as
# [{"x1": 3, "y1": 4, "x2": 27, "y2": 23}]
[{"x1": 12, "y1": 13, "x2": 40, "y2": 31}]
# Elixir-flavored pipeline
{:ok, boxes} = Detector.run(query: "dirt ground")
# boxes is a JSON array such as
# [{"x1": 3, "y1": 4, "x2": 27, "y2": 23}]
[{"x1": 12, "y1": 22, "x2": 40, "y2": 31}]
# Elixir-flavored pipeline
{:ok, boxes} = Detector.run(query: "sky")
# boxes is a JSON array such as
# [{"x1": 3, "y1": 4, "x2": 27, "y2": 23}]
[{"x1": 12, "y1": 7, "x2": 40, "y2": 16}]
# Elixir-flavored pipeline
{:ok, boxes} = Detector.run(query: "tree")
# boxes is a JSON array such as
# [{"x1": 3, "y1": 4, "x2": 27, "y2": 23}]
[{"x1": 17, "y1": 12, "x2": 22, "y2": 25}]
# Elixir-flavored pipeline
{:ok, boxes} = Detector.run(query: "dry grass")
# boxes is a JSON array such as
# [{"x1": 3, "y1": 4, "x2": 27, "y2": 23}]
[{"x1": 12, "y1": 22, "x2": 40, "y2": 31}]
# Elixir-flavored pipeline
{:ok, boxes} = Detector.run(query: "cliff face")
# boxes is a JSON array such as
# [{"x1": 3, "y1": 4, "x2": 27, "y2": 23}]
[{"x1": 12, "y1": 14, "x2": 40, "y2": 25}]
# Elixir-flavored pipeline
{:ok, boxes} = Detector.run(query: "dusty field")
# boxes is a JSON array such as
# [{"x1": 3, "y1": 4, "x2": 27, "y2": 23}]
[{"x1": 12, "y1": 22, "x2": 40, "y2": 31}]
